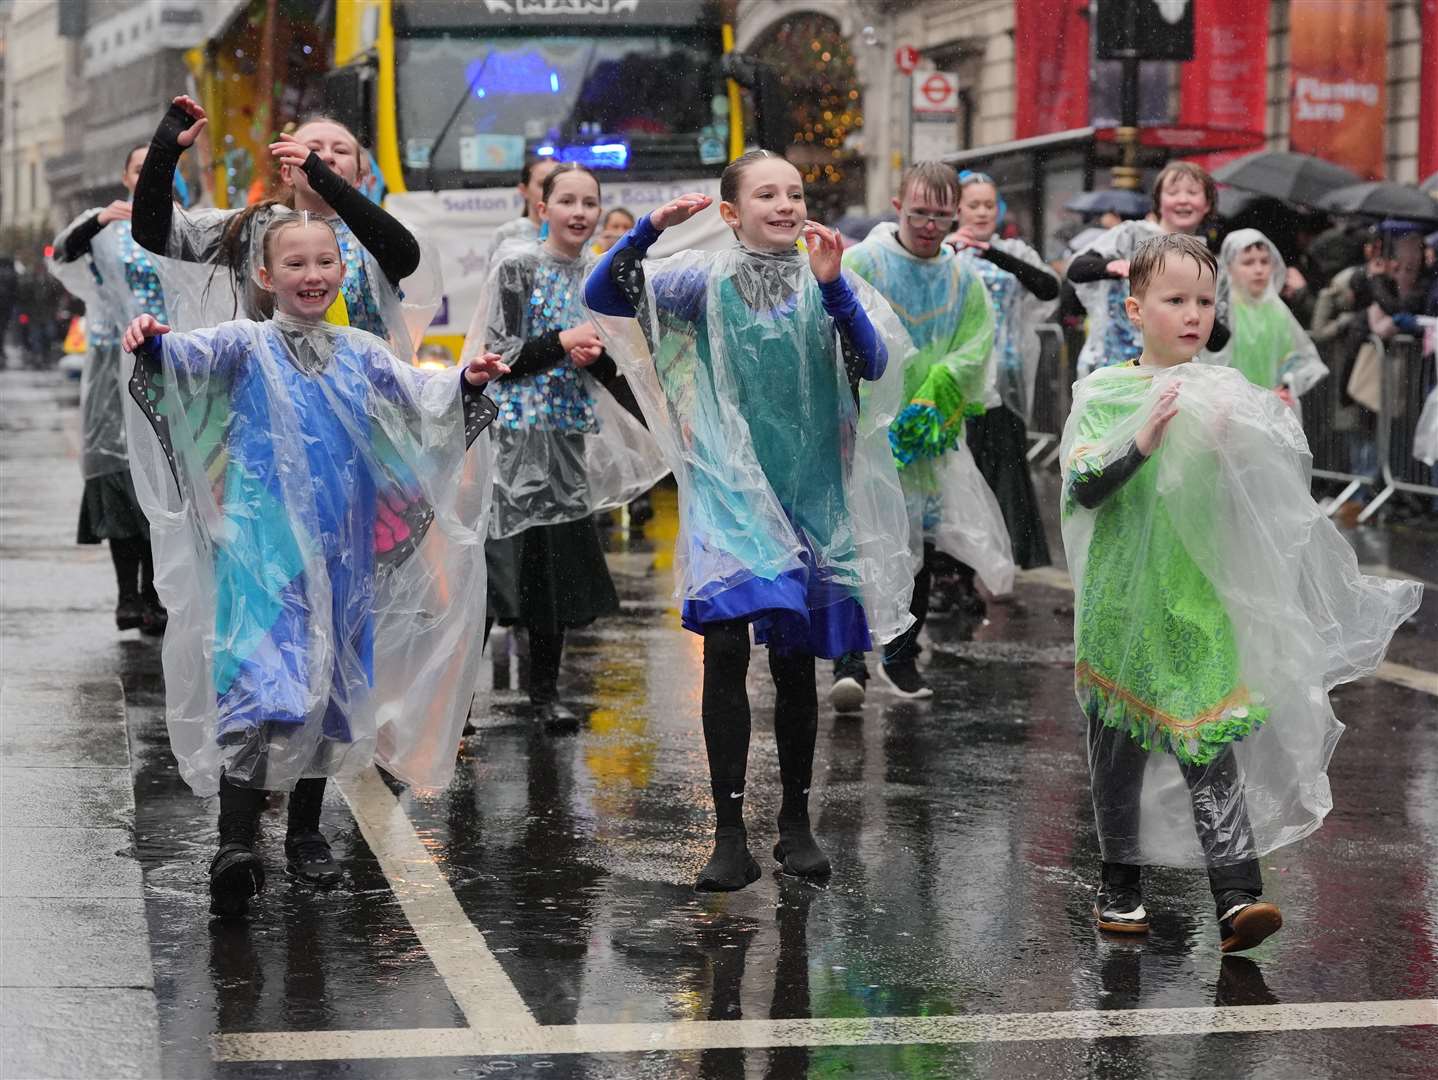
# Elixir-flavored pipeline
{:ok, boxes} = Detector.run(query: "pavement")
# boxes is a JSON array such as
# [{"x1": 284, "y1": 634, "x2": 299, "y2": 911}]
[{"x1": 1, "y1": 366, "x2": 1436, "y2": 1079}]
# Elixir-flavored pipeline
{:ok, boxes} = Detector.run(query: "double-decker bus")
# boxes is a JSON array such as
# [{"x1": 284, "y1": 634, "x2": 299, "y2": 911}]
[{"x1": 326, "y1": 0, "x2": 748, "y2": 355}]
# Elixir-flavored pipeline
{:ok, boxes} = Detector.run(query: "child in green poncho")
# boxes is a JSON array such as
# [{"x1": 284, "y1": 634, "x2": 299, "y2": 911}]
[
  {"x1": 1213, "y1": 228, "x2": 1327, "y2": 407},
  {"x1": 1063, "y1": 233, "x2": 1282, "y2": 954}
]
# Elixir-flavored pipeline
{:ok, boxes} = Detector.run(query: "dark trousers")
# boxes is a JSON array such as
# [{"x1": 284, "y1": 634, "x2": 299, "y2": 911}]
[
  {"x1": 883, "y1": 542, "x2": 934, "y2": 665},
  {"x1": 1088, "y1": 710, "x2": 1263, "y2": 899},
  {"x1": 701, "y1": 619, "x2": 817, "y2": 828}
]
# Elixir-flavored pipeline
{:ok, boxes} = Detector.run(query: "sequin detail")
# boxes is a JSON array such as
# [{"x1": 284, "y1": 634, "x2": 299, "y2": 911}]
[
  {"x1": 90, "y1": 221, "x2": 167, "y2": 347},
  {"x1": 334, "y1": 222, "x2": 386, "y2": 338},
  {"x1": 490, "y1": 260, "x2": 597, "y2": 433}
]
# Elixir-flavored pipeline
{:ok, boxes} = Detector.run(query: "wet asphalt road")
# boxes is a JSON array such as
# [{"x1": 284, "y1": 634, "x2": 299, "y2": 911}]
[{"x1": 2, "y1": 368, "x2": 1436, "y2": 1079}]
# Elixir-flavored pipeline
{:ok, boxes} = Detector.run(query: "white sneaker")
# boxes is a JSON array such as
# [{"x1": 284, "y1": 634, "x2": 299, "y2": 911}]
[{"x1": 829, "y1": 676, "x2": 866, "y2": 713}]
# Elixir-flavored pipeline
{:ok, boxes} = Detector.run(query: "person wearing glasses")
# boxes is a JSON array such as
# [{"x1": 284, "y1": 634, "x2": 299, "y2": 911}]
[{"x1": 829, "y1": 162, "x2": 1009, "y2": 710}]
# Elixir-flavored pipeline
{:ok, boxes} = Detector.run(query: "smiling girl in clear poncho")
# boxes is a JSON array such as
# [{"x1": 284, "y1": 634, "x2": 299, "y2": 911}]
[
  {"x1": 1062, "y1": 233, "x2": 1419, "y2": 953},
  {"x1": 586, "y1": 151, "x2": 913, "y2": 891},
  {"x1": 123, "y1": 215, "x2": 506, "y2": 918}
]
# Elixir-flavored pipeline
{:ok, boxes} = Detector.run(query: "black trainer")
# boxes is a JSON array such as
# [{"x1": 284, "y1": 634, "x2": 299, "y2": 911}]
[
  {"x1": 140, "y1": 595, "x2": 167, "y2": 637},
  {"x1": 829, "y1": 653, "x2": 869, "y2": 714},
  {"x1": 1094, "y1": 885, "x2": 1150, "y2": 933},
  {"x1": 695, "y1": 826, "x2": 761, "y2": 891},
  {"x1": 284, "y1": 830, "x2": 342, "y2": 887},
  {"x1": 774, "y1": 818, "x2": 831, "y2": 879},
  {"x1": 115, "y1": 595, "x2": 145, "y2": 631},
  {"x1": 209, "y1": 842, "x2": 265, "y2": 918},
  {"x1": 878, "y1": 658, "x2": 933, "y2": 699},
  {"x1": 1217, "y1": 895, "x2": 1282, "y2": 953},
  {"x1": 532, "y1": 696, "x2": 580, "y2": 733}
]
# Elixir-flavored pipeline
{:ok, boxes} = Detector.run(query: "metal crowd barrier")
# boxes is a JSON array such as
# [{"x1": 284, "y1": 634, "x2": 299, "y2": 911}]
[
  {"x1": 1026, "y1": 322, "x2": 1069, "y2": 469},
  {"x1": 1359, "y1": 332, "x2": 1438, "y2": 523},
  {"x1": 1301, "y1": 335, "x2": 1379, "y2": 515}
]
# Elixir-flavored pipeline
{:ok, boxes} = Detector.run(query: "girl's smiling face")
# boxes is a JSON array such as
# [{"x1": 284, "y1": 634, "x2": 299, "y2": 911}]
[
  {"x1": 259, "y1": 222, "x2": 345, "y2": 320},
  {"x1": 719, "y1": 157, "x2": 807, "y2": 252},
  {"x1": 539, "y1": 170, "x2": 602, "y2": 256}
]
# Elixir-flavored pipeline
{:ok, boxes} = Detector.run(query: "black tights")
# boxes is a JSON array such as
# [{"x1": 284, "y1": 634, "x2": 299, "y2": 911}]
[
  {"x1": 701, "y1": 619, "x2": 817, "y2": 829},
  {"x1": 217, "y1": 775, "x2": 327, "y2": 846},
  {"x1": 109, "y1": 535, "x2": 155, "y2": 601}
]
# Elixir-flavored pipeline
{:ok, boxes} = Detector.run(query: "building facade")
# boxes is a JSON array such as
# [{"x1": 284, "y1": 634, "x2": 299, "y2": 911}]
[
  {"x1": 735, "y1": 0, "x2": 1433, "y2": 220},
  {"x1": 0, "y1": 0, "x2": 75, "y2": 233}
]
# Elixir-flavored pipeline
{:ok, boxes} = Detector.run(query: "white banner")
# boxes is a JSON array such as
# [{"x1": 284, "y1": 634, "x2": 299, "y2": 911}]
[{"x1": 387, "y1": 177, "x2": 727, "y2": 342}]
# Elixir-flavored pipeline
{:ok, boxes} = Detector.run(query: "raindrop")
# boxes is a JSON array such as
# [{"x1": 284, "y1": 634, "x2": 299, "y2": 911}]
[{"x1": 861, "y1": 25, "x2": 879, "y2": 46}]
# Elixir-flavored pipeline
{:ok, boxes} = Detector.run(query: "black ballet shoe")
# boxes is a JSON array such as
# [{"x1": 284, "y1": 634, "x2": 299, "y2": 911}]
[
  {"x1": 695, "y1": 826, "x2": 761, "y2": 892},
  {"x1": 284, "y1": 830, "x2": 342, "y2": 888},
  {"x1": 532, "y1": 697, "x2": 580, "y2": 734},
  {"x1": 773, "y1": 818, "x2": 831, "y2": 879},
  {"x1": 115, "y1": 595, "x2": 145, "y2": 631},
  {"x1": 209, "y1": 842, "x2": 265, "y2": 918}
]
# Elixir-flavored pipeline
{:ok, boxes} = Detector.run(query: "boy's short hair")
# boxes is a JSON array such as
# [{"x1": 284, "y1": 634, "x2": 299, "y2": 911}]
[
  {"x1": 1129, "y1": 233, "x2": 1217, "y2": 298},
  {"x1": 899, "y1": 161, "x2": 961, "y2": 208}
]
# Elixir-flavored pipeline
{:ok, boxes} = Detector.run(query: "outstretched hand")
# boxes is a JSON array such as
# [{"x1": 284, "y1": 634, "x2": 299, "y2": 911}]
[
  {"x1": 650, "y1": 193, "x2": 713, "y2": 231},
  {"x1": 950, "y1": 226, "x2": 990, "y2": 252},
  {"x1": 123, "y1": 314, "x2": 170, "y2": 353},
  {"x1": 803, "y1": 220, "x2": 843, "y2": 283},
  {"x1": 170, "y1": 95, "x2": 208, "y2": 149},
  {"x1": 464, "y1": 351, "x2": 509, "y2": 387},
  {"x1": 1135, "y1": 384, "x2": 1179, "y2": 456},
  {"x1": 269, "y1": 132, "x2": 313, "y2": 173},
  {"x1": 97, "y1": 200, "x2": 132, "y2": 226}
]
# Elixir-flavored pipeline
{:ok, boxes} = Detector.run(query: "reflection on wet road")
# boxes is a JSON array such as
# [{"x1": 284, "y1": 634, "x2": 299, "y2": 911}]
[{"x1": 4, "y1": 371, "x2": 1435, "y2": 1078}]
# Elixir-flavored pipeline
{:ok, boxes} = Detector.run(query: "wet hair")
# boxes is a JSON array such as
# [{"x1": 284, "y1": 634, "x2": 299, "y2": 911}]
[
  {"x1": 899, "y1": 161, "x2": 961, "y2": 208},
  {"x1": 540, "y1": 162, "x2": 599, "y2": 203},
  {"x1": 1151, "y1": 161, "x2": 1217, "y2": 221},
  {"x1": 1129, "y1": 233, "x2": 1217, "y2": 298},
  {"x1": 213, "y1": 114, "x2": 364, "y2": 314},
  {"x1": 260, "y1": 214, "x2": 340, "y2": 271},
  {"x1": 602, "y1": 206, "x2": 635, "y2": 228},
  {"x1": 123, "y1": 145, "x2": 148, "y2": 172},
  {"x1": 719, "y1": 149, "x2": 793, "y2": 204},
  {"x1": 519, "y1": 155, "x2": 558, "y2": 218}
]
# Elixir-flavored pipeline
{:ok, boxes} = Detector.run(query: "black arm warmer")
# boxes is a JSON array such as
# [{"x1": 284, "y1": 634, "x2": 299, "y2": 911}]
[
  {"x1": 981, "y1": 246, "x2": 1060, "y2": 301},
  {"x1": 58, "y1": 213, "x2": 106, "y2": 263},
  {"x1": 299, "y1": 154, "x2": 421, "y2": 285},
  {"x1": 504, "y1": 330, "x2": 569, "y2": 380},
  {"x1": 1070, "y1": 442, "x2": 1147, "y2": 509},
  {"x1": 1066, "y1": 250, "x2": 1120, "y2": 284},
  {"x1": 131, "y1": 103, "x2": 190, "y2": 255}
]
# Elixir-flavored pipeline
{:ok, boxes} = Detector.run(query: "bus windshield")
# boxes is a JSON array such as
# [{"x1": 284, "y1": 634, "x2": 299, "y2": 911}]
[{"x1": 394, "y1": 33, "x2": 729, "y2": 188}]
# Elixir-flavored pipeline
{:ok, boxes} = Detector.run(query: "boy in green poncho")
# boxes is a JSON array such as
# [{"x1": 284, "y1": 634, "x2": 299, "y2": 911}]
[
  {"x1": 829, "y1": 162, "x2": 996, "y2": 708},
  {"x1": 1063, "y1": 233, "x2": 1283, "y2": 954}
]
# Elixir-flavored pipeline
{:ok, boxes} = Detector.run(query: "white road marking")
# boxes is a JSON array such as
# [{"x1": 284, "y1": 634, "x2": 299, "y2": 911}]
[
  {"x1": 212, "y1": 998, "x2": 1438, "y2": 1062},
  {"x1": 334, "y1": 768, "x2": 539, "y2": 1032},
  {"x1": 1013, "y1": 567, "x2": 1436, "y2": 697}
]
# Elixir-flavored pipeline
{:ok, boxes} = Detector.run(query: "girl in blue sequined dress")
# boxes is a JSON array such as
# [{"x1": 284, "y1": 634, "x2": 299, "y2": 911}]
[{"x1": 473, "y1": 163, "x2": 664, "y2": 729}]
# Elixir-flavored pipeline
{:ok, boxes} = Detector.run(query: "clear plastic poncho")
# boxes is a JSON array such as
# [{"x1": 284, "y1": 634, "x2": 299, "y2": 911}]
[
  {"x1": 595, "y1": 245, "x2": 917, "y2": 650},
  {"x1": 123, "y1": 314, "x2": 497, "y2": 795},
  {"x1": 152, "y1": 203, "x2": 442, "y2": 361},
  {"x1": 1416, "y1": 385, "x2": 1438, "y2": 466},
  {"x1": 1073, "y1": 219, "x2": 1161, "y2": 378},
  {"x1": 48, "y1": 212, "x2": 171, "y2": 479},
  {"x1": 1061, "y1": 362, "x2": 1421, "y2": 866},
  {"x1": 462, "y1": 244, "x2": 667, "y2": 538},
  {"x1": 961, "y1": 236, "x2": 1060, "y2": 423},
  {"x1": 1208, "y1": 229, "x2": 1327, "y2": 399},
  {"x1": 843, "y1": 224, "x2": 1015, "y2": 596}
]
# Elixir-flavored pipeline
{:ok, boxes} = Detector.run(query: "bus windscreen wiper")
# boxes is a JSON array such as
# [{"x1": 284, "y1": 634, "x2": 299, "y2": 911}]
[{"x1": 426, "y1": 51, "x2": 492, "y2": 190}]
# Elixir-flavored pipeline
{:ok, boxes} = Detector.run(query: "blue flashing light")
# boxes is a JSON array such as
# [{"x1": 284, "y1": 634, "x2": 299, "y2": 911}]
[
  {"x1": 557, "y1": 141, "x2": 629, "y2": 170},
  {"x1": 536, "y1": 145, "x2": 556, "y2": 157},
  {"x1": 476, "y1": 88, "x2": 485, "y2": 99},
  {"x1": 549, "y1": 72, "x2": 560, "y2": 93}
]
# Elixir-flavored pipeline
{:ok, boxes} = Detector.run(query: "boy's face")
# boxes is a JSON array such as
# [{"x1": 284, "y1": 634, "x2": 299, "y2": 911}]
[
  {"x1": 892, "y1": 183, "x2": 958, "y2": 258},
  {"x1": 1232, "y1": 244, "x2": 1273, "y2": 299},
  {"x1": 1124, "y1": 256, "x2": 1216, "y2": 365}
]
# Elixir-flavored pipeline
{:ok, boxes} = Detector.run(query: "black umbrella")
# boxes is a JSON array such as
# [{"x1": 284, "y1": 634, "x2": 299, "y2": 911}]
[
  {"x1": 1316, "y1": 182, "x2": 1438, "y2": 225},
  {"x1": 1064, "y1": 189, "x2": 1150, "y2": 219},
  {"x1": 1212, "y1": 151, "x2": 1361, "y2": 206}
]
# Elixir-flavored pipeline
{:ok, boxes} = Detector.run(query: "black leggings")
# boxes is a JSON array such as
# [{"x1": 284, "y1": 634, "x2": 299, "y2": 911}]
[
  {"x1": 701, "y1": 619, "x2": 817, "y2": 827},
  {"x1": 109, "y1": 535, "x2": 155, "y2": 600}
]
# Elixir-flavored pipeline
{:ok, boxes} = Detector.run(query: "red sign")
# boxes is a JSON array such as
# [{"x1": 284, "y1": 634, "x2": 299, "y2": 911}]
[
  {"x1": 1094, "y1": 126, "x2": 1268, "y2": 153},
  {"x1": 1014, "y1": 0, "x2": 1089, "y2": 139},
  {"x1": 1288, "y1": 0, "x2": 1388, "y2": 180},
  {"x1": 1179, "y1": 0, "x2": 1270, "y2": 170},
  {"x1": 913, "y1": 72, "x2": 960, "y2": 113},
  {"x1": 895, "y1": 45, "x2": 920, "y2": 74}
]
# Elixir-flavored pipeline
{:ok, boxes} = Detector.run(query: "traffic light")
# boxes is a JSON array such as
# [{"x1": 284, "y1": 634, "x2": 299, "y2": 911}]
[
  {"x1": 1095, "y1": 0, "x2": 1195, "y2": 61},
  {"x1": 722, "y1": 52, "x2": 791, "y2": 154}
]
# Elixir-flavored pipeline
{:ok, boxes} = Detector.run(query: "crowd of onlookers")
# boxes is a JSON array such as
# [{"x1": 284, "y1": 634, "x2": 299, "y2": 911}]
[{"x1": 0, "y1": 253, "x2": 81, "y2": 369}]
